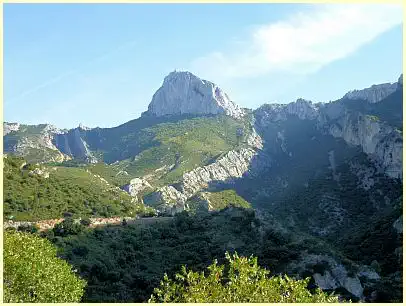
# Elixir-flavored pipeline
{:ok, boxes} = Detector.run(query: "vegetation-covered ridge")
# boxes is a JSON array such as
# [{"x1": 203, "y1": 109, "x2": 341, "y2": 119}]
[{"x1": 3, "y1": 155, "x2": 148, "y2": 221}]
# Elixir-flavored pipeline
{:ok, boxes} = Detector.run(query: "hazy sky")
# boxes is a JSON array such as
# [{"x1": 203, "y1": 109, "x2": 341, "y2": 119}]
[{"x1": 4, "y1": 3, "x2": 403, "y2": 129}]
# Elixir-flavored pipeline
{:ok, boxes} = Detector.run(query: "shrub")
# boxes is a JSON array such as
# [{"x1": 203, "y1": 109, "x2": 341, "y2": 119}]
[
  {"x1": 53, "y1": 218, "x2": 85, "y2": 237},
  {"x1": 80, "y1": 218, "x2": 92, "y2": 226},
  {"x1": 3, "y1": 231, "x2": 86, "y2": 302},
  {"x1": 17, "y1": 223, "x2": 39, "y2": 234},
  {"x1": 149, "y1": 252, "x2": 339, "y2": 303}
]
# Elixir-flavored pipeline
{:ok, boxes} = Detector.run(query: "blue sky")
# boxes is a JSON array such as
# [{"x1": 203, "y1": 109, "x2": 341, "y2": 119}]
[{"x1": 4, "y1": 3, "x2": 403, "y2": 129}]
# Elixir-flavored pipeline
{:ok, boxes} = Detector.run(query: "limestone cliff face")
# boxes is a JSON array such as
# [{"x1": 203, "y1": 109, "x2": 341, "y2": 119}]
[
  {"x1": 54, "y1": 127, "x2": 98, "y2": 163},
  {"x1": 121, "y1": 178, "x2": 152, "y2": 200},
  {"x1": 146, "y1": 71, "x2": 245, "y2": 119},
  {"x1": 288, "y1": 253, "x2": 380, "y2": 299},
  {"x1": 255, "y1": 99, "x2": 319, "y2": 125},
  {"x1": 343, "y1": 81, "x2": 398, "y2": 103},
  {"x1": 180, "y1": 147, "x2": 259, "y2": 198},
  {"x1": 255, "y1": 77, "x2": 403, "y2": 180},
  {"x1": 144, "y1": 186, "x2": 187, "y2": 215},
  {"x1": 319, "y1": 103, "x2": 402, "y2": 179}
]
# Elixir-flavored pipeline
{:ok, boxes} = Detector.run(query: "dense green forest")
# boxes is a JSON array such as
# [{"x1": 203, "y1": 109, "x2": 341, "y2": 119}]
[{"x1": 6, "y1": 205, "x2": 401, "y2": 303}]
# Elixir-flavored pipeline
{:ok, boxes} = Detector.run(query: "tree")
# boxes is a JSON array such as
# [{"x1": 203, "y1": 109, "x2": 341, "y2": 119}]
[
  {"x1": 53, "y1": 218, "x2": 85, "y2": 237},
  {"x1": 149, "y1": 252, "x2": 339, "y2": 303},
  {"x1": 3, "y1": 231, "x2": 86, "y2": 302}
]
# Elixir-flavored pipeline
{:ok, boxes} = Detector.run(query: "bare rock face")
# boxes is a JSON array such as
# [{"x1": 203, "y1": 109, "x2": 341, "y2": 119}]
[
  {"x1": 255, "y1": 99, "x2": 319, "y2": 125},
  {"x1": 144, "y1": 186, "x2": 188, "y2": 215},
  {"x1": 285, "y1": 99, "x2": 319, "y2": 120},
  {"x1": 121, "y1": 178, "x2": 152, "y2": 198},
  {"x1": 255, "y1": 77, "x2": 403, "y2": 180},
  {"x1": 3, "y1": 123, "x2": 69, "y2": 163},
  {"x1": 54, "y1": 127, "x2": 98, "y2": 163},
  {"x1": 146, "y1": 71, "x2": 245, "y2": 119},
  {"x1": 145, "y1": 147, "x2": 259, "y2": 214},
  {"x1": 3, "y1": 122, "x2": 20, "y2": 136},
  {"x1": 325, "y1": 111, "x2": 402, "y2": 179},
  {"x1": 180, "y1": 147, "x2": 258, "y2": 198},
  {"x1": 290, "y1": 254, "x2": 365, "y2": 299},
  {"x1": 343, "y1": 82, "x2": 398, "y2": 103}
]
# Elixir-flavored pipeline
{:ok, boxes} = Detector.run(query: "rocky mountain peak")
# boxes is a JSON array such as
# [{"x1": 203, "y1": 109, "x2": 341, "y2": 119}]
[{"x1": 146, "y1": 71, "x2": 245, "y2": 119}]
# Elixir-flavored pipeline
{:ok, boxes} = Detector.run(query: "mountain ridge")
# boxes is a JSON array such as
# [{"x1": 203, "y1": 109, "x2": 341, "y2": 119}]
[{"x1": 3, "y1": 70, "x2": 403, "y2": 302}]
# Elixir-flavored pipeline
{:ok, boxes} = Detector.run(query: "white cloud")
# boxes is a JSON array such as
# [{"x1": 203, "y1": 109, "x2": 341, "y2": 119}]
[{"x1": 190, "y1": 4, "x2": 402, "y2": 81}]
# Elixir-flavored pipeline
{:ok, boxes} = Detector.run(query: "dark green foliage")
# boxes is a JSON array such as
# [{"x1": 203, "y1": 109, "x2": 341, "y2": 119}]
[
  {"x1": 338, "y1": 202, "x2": 402, "y2": 277},
  {"x1": 53, "y1": 218, "x2": 85, "y2": 237},
  {"x1": 80, "y1": 218, "x2": 92, "y2": 226},
  {"x1": 17, "y1": 223, "x2": 39, "y2": 234},
  {"x1": 54, "y1": 208, "x2": 264, "y2": 302}
]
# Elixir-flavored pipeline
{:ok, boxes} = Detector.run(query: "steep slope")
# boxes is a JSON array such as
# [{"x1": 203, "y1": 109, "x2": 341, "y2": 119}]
[
  {"x1": 225, "y1": 79, "x2": 402, "y2": 301},
  {"x1": 146, "y1": 71, "x2": 245, "y2": 119},
  {"x1": 236, "y1": 77, "x2": 403, "y2": 236}
]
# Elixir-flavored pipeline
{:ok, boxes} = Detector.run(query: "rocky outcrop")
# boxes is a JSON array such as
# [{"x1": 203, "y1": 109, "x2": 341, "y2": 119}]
[
  {"x1": 144, "y1": 186, "x2": 187, "y2": 215},
  {"x1": 121, "y1": 178, "x2": 152, "y2": 198},
  {"x1": 180, "y1": 148, "x2": 258, "y2": 197},
  {"x1": 3, "y1": 122, "x2": 20, "y2": 136},
  {"x1": 54, "y1": 127, "x2": 98, "y2": 163},
  {"x1": 28, "y1": 168, "x2": 50, "y2": 179},
  {"x1": 286, "y1": 99, "x2": 319, "y2": 120},
  {"x1": 343, "y1": 82, "x2": 398, "y2": 103},
  {"x1": 146, "y1": 71, "x2": 245, "y2": 119},
  {"x1": 289, "y1": 254, "x2": 371, "y2": 299},
  {"x1": 255, "y1": 78, "x2": 403, "y2": 180},
  {"x1": 3, "y1": 123, "x2": 69, "y2": 163},
  {"x1": 324, "y1": 110, "x2": 402, "y2": 179},
  {"x1": 397, "y1": 74, "x2": 403, "y2": 87},
  {"x1": 357, "y1": 265, "x2": 380, "y2": 281},
  {"x1": 256, "y1": 99, "x2": 319, "y2": 124},
  {"x1": 145, "y1": 147, "x2": 260, "y2": 214}
]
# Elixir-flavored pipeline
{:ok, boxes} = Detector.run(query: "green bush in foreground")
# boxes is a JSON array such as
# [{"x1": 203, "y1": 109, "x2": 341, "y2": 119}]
[
  {"x1": 3, "y1": 231, "x2": 86, "y2": 302},
  {"x1": 149, "y1": 252, "x2": 340, "y2": 303}
]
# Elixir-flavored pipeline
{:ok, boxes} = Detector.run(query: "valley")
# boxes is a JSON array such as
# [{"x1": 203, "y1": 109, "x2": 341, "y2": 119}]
[{"x1": 3, "y1": 71, "x2": 403, "y2": 303}]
